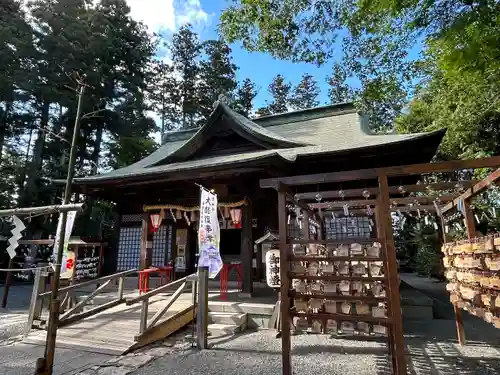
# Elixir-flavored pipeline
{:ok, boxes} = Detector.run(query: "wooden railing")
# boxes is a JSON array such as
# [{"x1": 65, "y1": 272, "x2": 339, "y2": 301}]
[
  {"x1": 126, "y1": 273, "x2": 198, "y2": 337},
  {"x1": 26, "y1": 268, "x2": 136, "y2": 334}
]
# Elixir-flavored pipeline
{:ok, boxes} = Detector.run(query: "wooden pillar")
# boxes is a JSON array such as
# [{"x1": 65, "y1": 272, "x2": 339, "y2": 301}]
[
  {"x1": 451, "y1": 199, "x2": 475, "y2": 346},
  {"x1": 241, "y1": 202, "x2": 253, "y2": 295},
  {"x1": 278, "y1": 189, "x2": 291, "y2": 375},
  {"x1": 140, "y1": 213, "x2": 153, "y2": 270},
  {"x1": 302, "y1": 211, "x2": 310, "y2": 239},
  {"x1": 463, "y1": 200, "x2": 476, "y2": 239},
  {"x1": 374, "y1": 204, "x2": 398, "y2": 373},
  {"x1": 378, "y1": 172, "x2": 407, "y2": 375}
]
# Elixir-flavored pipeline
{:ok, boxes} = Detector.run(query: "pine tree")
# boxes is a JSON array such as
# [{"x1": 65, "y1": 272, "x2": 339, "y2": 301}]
[
  {"x1": 254, "y1": 107, "x2": 272, "y2": 117},
  {"x1": 149, "y1": 60, "x2": 180, "y2": 137},
  {"x1": 198, "y1": 39, "x2": 238, "y2": 122},
  {"x1": 326, "y1": 64, "x2": 352, "y2": 104},
  {"x1": 233, "y1": 78, "x2": 258, "y2": 117},
  {"x1": 290, "y1": 73, "x2": 319, "y2": 110},
  {"x1": 267, "y1": 74, "x2": 291, "y2": 114},
  {"x1": 170, "y1": 24, "x2": 202, "y2": 129}
]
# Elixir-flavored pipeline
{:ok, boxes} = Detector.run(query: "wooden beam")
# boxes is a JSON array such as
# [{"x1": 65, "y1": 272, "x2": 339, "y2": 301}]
[
  {"x1": 310, "y1": 199, "x2": 377, "y2": 209},
  {"x1": 260, "y1": 155, "x2": 500, "y2": 187},
  {"x1": 295, "y1": 182, "x2": 475, "y2": 201},
  {"x1": 377, "y1": 172, "x2": 407, "y2": 375},
  {"x1": 83, "y1": 167, "x2": 265, "y2": 189},
  {"x1": 132, "y1": 305, "x2": 195, "y2": 351},
  {"x1": 441, "y1": 168, "x2": 500, "y2": 213},
  {"x1": 312, "y1": 203, "x2": 439, "y2": 213},
  {"x1": 140, "y1": 213, "x2": 149, "y2": 270},
  {"x1": 241, "y1": 201, "x2": 253, "y2": 295},
  {"x1": 383, "y1": 155, "x2": 500, "y2": 177},
  {"x1": 278, "y1": 190, "x2": 292, "y2": 375},
  {"x1": 260, "y1": 166, "x2": 379, "y2": 187}
]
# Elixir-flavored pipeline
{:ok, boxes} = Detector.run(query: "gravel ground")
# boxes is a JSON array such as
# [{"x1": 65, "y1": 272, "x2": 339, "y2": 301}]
[
  {"x1": 132, "y1": 318, "x2": 500, "y2": 375},
  {"x1": 0, "y1": 313, "x2": 28, "y2": 341},
  {"x1": 2, "y1": 276, "x2": 500, "y2": 374},
  {"x1": 0, "y1": 339, "x2": 113, "y2": 375}
]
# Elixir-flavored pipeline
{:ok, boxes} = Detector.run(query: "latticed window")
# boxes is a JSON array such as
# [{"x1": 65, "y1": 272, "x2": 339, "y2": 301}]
[
  {"x1": 117, "y1": 224, "x2": 172, "y2": 271},
  {"x1": 324, "y1": 214, "x2": 372, "y2": 240},
  {"x1": 152, "y1": 225, "x2": 172, "y2": 265},
  {"x1": 117, "y1": 226, "x2": 141, "y2": 271}
]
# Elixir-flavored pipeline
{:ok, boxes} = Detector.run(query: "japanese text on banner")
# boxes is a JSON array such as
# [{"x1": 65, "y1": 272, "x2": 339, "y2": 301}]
[{"x1": 197, "y1": 188, "x2": 222, "y2": 278}]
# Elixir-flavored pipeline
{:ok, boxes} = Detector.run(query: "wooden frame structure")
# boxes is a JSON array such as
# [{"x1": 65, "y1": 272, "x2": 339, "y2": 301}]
[
  {"x1": 439, "y1": 167, "x2": 500, "y2": 345},
  {"x1": 260, "y1": 155, "x2": 500, "y2": 375}
]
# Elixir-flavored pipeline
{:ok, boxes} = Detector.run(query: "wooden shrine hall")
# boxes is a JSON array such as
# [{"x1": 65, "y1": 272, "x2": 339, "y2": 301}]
[{"x1": 71, "y1": 100, "x2": 445, "y2": 295}]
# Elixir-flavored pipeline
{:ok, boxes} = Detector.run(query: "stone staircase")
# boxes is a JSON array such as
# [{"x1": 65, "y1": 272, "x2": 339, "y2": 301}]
[{"x1": 208, "y1": 303, "x2": 248, "y2": 337}]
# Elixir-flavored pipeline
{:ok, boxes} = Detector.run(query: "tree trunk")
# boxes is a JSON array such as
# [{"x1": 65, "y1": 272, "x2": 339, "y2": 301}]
[
  {"x1": 16, "y1": 125, "x2": 34, "y2": 200},
  {"x1": 91, "y1": 124, "x2": 103, "y2": 175},
  {"x1": 0, "y1": 101, "x2": 12, "y2": 166},
  {"x1": 22, "y1": 102, "x2": 49, "y2": 206}
]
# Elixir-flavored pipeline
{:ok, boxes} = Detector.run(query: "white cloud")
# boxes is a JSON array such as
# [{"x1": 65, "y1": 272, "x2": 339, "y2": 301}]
[
  {"x1": 125, "y1": 0, "x2": 211, "y2": 34},
  {"x1": 126, "y1": 0, "x2": 176, "y2": 32},
  {"x1": 174, "y1": 0, "x2": 211, "y2": 29}
]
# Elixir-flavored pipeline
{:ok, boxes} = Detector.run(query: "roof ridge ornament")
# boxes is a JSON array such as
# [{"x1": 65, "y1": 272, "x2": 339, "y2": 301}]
[{"x1": 213, "y1": 93, "x2": 229, "y2": 109}]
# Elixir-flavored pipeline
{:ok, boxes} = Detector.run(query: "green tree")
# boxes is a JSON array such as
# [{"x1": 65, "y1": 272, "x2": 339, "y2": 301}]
[
  {"x1": 267, "y1": 74, "x2": 291, "y2": 114},
  {"x1": 254, "y1": 106, "x2": 272, "y2": 118},
  {"x1": 106, "y1": 93, "x2": 158, "y2": 169},
  {"x1": 219, "y1": 1, "x2": 417, "y2": 131},
  {"x1": 170, "y1": 24, "x2": 202, "y2": 128},
  {"x1": 290, "y1": 73, "x2": 319, "y2": 110},
  {"x1": 326, "y1": 63, "x2": 352, "y2": 104},
  {"x1": 198, "y1": 39, "x2": 238, "y2": 122},
  {"x1": 149, "y1": 60, "x2": 180, "y2": 137},
  {"x1": 233, "y1": 78, "x2": 258, "y2": 117}
]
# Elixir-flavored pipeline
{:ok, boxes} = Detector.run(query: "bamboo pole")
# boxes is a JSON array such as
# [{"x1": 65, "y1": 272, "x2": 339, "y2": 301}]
[
  {"x1": 0, "y1": 203, "x2": 84, "y2": 217},
  {"x1": 39, "y1": 83, "x2": 85, "y2": 375}
]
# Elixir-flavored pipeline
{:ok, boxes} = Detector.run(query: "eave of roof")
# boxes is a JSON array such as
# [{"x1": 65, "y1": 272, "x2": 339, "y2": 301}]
[
  {"x1": 71, "y1": 101, "x2": 446, "y2": 186},
  {"x1": 73, "y1": 128, "x2": 446, "y2": 185}
]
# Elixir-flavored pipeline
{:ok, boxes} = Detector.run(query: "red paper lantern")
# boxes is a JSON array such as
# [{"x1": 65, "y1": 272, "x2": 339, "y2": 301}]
[
  {"x1": 230, "y1": 208, "x2": 242, "y2": 229},
  {"x1": 150, "y1": 213, "x2": 162, "y2": 232}
]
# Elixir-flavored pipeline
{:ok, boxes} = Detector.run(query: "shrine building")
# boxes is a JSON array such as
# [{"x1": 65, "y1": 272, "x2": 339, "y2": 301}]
[{"x1": 71, "y1": 100, "x2": 445, "y2": 294}]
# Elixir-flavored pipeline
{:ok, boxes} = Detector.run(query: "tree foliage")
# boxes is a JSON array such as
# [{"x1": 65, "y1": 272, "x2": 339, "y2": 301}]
[
  {"x1": 266, "y1": 74, "x2": 292, "y2": 115},
  {"x1": 219, "y1": 0, "x2": 419, "y2": 130},
  {"x1": 233, "y1": 78, "x2": 259, "y2": 117},
  {"x1": 290, "y1": 73, "x2": 319, "y2": 110}
]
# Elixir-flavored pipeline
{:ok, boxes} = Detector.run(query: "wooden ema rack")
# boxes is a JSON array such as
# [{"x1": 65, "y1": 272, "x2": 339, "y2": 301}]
[
  {"x1": 442, "y1": 234, "x2": 500, "y2": 328},
  {"x1": 274, "y1": 192, "x2": 405, "y2": 375}
]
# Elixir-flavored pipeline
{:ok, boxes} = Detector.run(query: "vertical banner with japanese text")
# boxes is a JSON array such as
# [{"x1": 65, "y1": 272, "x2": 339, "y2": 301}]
[
  {"x1": 197, "y1": 188, "x2": 222, "y2": 279},
  {"x1": 52, "y1": 211, "x2": 77, "y2": 273}
]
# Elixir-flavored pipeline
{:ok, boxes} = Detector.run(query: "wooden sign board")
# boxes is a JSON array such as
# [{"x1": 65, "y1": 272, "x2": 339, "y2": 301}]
[{"x1": 265, "y1": 249, "x2": 281, "y2": 288}]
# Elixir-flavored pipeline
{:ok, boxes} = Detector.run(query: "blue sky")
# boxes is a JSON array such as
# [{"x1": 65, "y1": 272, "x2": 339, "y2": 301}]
[
  {"x1": 126, "y1": 0, "x2": 343, "y2": 109},
  {"x1": 200, "y1": 0, "x2": 338, "y2": 108},
  {"x1": 126, "y1": 0, "x2": 423, "y2": 110}
]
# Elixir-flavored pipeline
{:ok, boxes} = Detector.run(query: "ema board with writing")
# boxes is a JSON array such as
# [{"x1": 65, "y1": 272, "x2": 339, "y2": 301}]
[{"x1": 75, "y1": 247, "x2": 100, "y2": 280}]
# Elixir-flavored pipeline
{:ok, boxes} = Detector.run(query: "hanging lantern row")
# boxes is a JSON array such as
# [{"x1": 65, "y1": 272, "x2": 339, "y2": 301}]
[{"x1": 144, "y1": 199, "x2": 247, "y2": 232}]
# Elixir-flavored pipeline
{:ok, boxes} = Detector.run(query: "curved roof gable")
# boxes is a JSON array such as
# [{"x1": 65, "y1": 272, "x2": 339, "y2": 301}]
[{"x1": 151, "y1": 102, "x2": 309, "y2": 166}]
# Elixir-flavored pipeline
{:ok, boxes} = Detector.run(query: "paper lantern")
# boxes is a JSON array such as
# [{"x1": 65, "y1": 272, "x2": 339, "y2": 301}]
[
  {"x1": 230, "y1": 208, "x2": 242, "y2": 228},
  {"x1": 175, "y1": 209, "x2": 182, "y2": 220},
  {"x1": 150, "y1": 213, "x2": 162, "y2": 232}
]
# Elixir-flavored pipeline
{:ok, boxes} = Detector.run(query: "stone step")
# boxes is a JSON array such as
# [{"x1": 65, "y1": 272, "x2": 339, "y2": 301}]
[
  {"x1": 208, "y1": 322, "x2": 246, "y2": 337},
  {"x1": 208, "y1": 312, "x2": 247, "y2": 326},
  {"x1": 208, "y1": 301, "x2": 274, "y2": 315}
]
